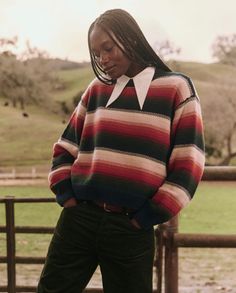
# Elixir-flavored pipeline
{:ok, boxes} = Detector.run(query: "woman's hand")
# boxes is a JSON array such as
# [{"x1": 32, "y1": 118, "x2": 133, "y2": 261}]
[{"x1": 63, "y1": 197, "x2": 77, "y2": 208}]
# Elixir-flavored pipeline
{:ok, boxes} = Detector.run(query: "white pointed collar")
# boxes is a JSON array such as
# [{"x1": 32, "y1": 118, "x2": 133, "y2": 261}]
[{"x1": 105, "y1": 66, "x2": 155, "y2": 109}]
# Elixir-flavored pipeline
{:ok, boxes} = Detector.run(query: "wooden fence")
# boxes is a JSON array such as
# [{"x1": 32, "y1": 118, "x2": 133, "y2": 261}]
[{"x1": 0, "y1": 166, "x2": 236, "y2": 293}]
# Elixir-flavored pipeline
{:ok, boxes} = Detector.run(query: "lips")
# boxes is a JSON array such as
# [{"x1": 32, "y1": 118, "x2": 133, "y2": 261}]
[{"x1": 104, "y1": 65, "x2": 116, "y2": 74}]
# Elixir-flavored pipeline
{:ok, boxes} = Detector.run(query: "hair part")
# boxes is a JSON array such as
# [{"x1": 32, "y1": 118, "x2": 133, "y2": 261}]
[{"x1": 88, "y1": 8, "x2": 172, "y2": 85}]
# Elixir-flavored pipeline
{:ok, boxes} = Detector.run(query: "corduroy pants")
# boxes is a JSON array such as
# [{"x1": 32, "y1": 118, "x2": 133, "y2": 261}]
[{"x1": 37, "y1": 201, "x2": 155, "y2": 293}]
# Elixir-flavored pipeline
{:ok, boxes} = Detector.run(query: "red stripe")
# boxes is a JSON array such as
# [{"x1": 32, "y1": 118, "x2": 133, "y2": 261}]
[
  {"x1": 70, "y1": 111, "x2": 85, "y2": 131},
  {"x1": 92, "y1": 85, "x2": 176, "y2": 102},
  {"x1": 169, "y1": 159, "x2": 203, "y2": 181},
  {"x1": 172, "y1": 115, "x2": 203, "y2": 135},
  {"x1": 54, "y1": 144, "x2": 66, "y2": 156},
  {"x1": 153, "y1": 191, "x2": 183, "y2": 214},
  {"x1": 148, "y1": 87, "x2": 176, "y2": 100},
  {"x1": 88, "y1": 83, "x2": 114, "y2": 102},
  {"x1": 50, "y1": 169, "x2": 71, "y2": 185},
  {"x1": 174, "y1": 114, "x2": 203, "y2": 129},
  {"x1": 83, "y1": 121, "x2": 169, "y2": 144},
  {"x1": 71, "y1": 162, "x2": 164, "y2": 187}
]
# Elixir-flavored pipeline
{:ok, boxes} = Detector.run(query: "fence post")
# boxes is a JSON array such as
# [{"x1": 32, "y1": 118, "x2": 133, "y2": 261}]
[
  {"x1": 155, "y1": 226, "x2": 164, "y2": 293},
  {"x1": 5, "y1": 196, "x2": 16, "y2": 293},
  {"x1": 164, "y1": 216, "x2": 178, "y2": 293},
  {"x1": 12, "y1": 168, "x2": 16, "y2": 179},
  {"x1": 32, "y1": 167, "x2": 36, "y2": 179}
]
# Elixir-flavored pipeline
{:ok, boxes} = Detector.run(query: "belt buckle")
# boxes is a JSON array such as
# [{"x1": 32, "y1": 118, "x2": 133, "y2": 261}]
[{"x1": 103, "y1": 202, "x2": 112, "y2": 212}]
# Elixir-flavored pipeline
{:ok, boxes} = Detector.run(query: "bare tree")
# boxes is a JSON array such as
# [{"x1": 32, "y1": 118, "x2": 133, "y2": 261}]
[
  {"x1": 0, "y1": 37, "x2": 57, "y2": 109},
  {"x1": 153, "y1": 39, "x2": 181, "y2": 61},
  {"x1": 202, "y1": 78, "x2": 236, "y2": 165},
  {"x1": 0, "y1": 36, "x2": 18, "y2": 54},
  {"x1": 212, "y1": 34, "x2": 236, "y2": 66}
]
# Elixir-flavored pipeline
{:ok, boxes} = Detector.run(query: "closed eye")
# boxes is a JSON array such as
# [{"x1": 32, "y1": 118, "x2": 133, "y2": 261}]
[
  {"x1": 104, "y1": 46, "x2": 114, "y2": 52},
  {"x1": 93, "y1": 46, "x2": 114, "y2": 58}
]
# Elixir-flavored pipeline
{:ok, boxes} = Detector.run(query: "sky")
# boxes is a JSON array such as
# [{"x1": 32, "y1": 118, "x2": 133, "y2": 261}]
[{"x1": 1, "y1": 0, "x2": 236, "y2": 64}]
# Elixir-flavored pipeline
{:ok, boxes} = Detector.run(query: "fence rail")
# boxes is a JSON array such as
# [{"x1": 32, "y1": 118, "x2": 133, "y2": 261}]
[
  {"x1": 0, "y1": 166, "x2": 236, "y2": 293},
  {"x1": 0, "y1": 167, "x2": 48, "y2": 180}
]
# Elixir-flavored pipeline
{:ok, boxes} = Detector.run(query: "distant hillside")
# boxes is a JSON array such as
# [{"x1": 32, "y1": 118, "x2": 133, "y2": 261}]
[
  {"x1": 1, "y1": 60, "x2": 236, "y2": 167},
  {"x1": 26, "y1": 57, "x2": 91, "y2": 71},
  {"x1": 51, "y1": 65, "x2": 94, "y2": 103}
]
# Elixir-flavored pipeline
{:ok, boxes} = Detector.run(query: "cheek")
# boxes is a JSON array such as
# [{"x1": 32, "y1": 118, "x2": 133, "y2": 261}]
[
  {"x1": 122, "y1": 58, "x2": 132, "y2": 72},
  {"x1": 114, "y1": 47, "x2": 129, "y2": 62},
  {"x1": 117, "y1": 52, "x2": 131, "y2": 67}
]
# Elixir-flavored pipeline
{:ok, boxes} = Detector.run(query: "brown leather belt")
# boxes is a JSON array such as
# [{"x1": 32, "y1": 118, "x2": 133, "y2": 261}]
[
  {"x1": 95, "y1": 201, "x2": 127, "y2": 213},
  {"x1": 81, "y1": 200, "x2": 132, "y2": 215}
]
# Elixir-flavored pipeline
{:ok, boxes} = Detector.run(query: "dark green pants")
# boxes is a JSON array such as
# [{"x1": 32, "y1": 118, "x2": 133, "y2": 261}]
[{"x1": 37, "y1": 201, "x2": 155, "y2": 293}]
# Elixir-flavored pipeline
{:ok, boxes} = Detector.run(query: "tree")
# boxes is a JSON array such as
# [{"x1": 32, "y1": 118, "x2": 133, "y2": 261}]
[
  {"x1": 203, "y1": 34, "x2": 236, "y2": 165},
  {"x1": 0, "y1": 36, "x2": 18, "y2": 54},
  {"x1": 202, "y1": 78, "x2": 236, "y2": 165},
  {"x1": 0, "y1": 37, "x2": 58, "y2": 109},
  {"x1": 212, "y1": 34, "x2": 236, "y2": 66},
  {"x1": 152, "y1": 39, "x2": 181, "y2": 71},
  {"x1": 153, "y1": 39, "x2": 181, "y2": 61}
]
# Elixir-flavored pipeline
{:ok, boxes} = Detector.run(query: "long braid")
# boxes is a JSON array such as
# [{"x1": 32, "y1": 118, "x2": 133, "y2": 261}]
[{"x1": 88, "y1": 9, "x2": 172, "y2": 85}]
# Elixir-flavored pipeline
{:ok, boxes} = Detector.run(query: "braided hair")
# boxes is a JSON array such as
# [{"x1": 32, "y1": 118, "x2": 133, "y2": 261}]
[{"x1": 88, "y1": 8, "x2": 172, "y2": 84}]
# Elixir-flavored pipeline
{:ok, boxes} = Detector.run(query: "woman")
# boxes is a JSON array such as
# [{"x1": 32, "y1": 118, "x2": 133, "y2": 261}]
[{"x1": 37, "y1": 8, "x2": 205, "y2": 293}]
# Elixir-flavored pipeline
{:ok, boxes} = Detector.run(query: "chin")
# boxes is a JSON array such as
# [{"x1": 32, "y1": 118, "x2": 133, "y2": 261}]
[{"x1": 108, "y1": 72, "x2": 122, "y2": 80}]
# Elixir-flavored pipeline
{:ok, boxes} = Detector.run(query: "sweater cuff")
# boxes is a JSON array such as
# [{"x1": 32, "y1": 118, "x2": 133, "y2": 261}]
[
  {"x1": 131, "y1": 200, "x2": 171, "y2": 229},
  {"x1": 56, "y1": 192, "x2": 76, "y2": 206},
  {"x1": 50, "y1": 179, "x2": 76, "y2": 206}
]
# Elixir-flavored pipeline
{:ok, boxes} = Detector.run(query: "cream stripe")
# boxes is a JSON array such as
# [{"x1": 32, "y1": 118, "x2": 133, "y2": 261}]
[
  {"x1": 160, "y1": 183, "x2": 190, "y2": 206},
  {"x1": 77, "y1": 149, "x2": 166, "y2": 178},
  {"x1": 151, "y1": 76, "x2": 192, "y2": 99},
  {"x1": 48, "y1": 165, "x2": 72, "y2": 180},
  {"x1": 173, "y1": 99, "x2": 202, "y2": 122},
  {"x1": 75, "y1": 102, "x2": 87, "y2": 119},
  {"x1": 57, "y1": 138, "x2": 79, "y2": 158},
  {"x1": 85, "y1": 108, "x2": 170, "y2": 131},
  {"x1": 170, "y1": 145, "x2": 205, "y2": 167}
]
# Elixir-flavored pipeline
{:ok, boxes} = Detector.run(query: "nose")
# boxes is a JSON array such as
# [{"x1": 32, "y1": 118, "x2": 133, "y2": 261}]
[{"x1": 99, "y1": 51, "x2": 109, "y2": 67}]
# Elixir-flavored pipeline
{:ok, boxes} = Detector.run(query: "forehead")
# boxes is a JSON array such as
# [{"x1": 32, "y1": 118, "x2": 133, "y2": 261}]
[{"x1": 89, "y1": 26, "x2": 113, "y2": 48}]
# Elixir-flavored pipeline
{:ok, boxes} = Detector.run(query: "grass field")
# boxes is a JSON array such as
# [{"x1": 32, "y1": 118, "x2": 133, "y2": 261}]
[
  {"x1": 0, "y1": 181, "x2": 236, "y2": 257},
  {"x1": 52, "y1": 66, "x2": 94, "y2": 102}
]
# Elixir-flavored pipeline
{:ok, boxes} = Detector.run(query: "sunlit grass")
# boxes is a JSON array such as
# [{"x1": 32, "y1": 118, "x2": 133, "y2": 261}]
[
  {"x1": 52, "y1": 66, "x2": 95, "y2": 102},
  {"x1": 0, "y1": 182, "x2": 236, "y2": 257},
  {"x1": 179, "y1": 181, "x2": 236, "y2": 234},
  {"x1": 0, "y1": 105, "x2": 65, "y2": 166}
]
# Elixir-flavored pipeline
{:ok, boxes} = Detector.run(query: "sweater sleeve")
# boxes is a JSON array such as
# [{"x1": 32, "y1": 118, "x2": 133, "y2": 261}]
[
  {"x1": 48, "y1": 93, "x2": 88, "y2": 206},
  {"x1": 132, "y1": 79, "x2": 205, "y2": 229}
]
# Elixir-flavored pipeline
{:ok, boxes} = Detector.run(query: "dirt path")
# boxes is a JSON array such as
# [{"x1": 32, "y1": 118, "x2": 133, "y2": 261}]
[{"x1": 1, "y1": 248, "x2": 236, "y2": 292}]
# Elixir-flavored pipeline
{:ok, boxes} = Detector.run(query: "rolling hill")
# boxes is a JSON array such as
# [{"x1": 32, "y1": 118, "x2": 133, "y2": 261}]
[{"x1": 1, "y1": 60, "x2": 235, "y2": 168}]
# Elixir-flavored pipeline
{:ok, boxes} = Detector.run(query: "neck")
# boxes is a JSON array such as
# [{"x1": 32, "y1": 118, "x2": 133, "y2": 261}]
[{"x1": 125, "y1": 63, "x2": 146, "y2": 78}]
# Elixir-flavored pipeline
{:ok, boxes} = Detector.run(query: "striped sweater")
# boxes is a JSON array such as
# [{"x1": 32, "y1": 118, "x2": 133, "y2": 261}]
[{"x1": 49, "y1": 69, "x2": 205, "y2": 229}]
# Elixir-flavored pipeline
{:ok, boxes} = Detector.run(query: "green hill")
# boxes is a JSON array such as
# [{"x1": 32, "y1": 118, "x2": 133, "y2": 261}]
[
  {"x1": 1, "y1": 61, "x2": 235, "y2": 168},
  {"x1": 51, "y1": 66, "x2": 94, "y2": 102},
  {"x1": 0, "y1": 104, "x2": 64, "y2": 167}
]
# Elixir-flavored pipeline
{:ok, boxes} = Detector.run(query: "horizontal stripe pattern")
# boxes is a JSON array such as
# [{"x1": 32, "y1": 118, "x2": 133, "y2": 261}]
[
  {"x1": 49, "y1": 165, "x2": 72, "y2": 186},
  {"x1": 153, "y1": 183, "x2": 190, "y2": 214},
  {"x1": 71, "y1": 148, "x2": 166, "y2": 187},
  {"x1": 49, "y1": 70, "x2": 205, "y2": 228},
  {"x1": 86, "y1": 108, "x2": 170, "y2": 131},
  {"x1": 56, "y1": 139, "x2": 79, "y2": 158}
]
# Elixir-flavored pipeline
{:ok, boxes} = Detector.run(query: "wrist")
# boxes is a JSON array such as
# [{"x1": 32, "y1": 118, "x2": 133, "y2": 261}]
[{"x1": 63, "y1": 197, "x2": 77, "y2": 208}]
